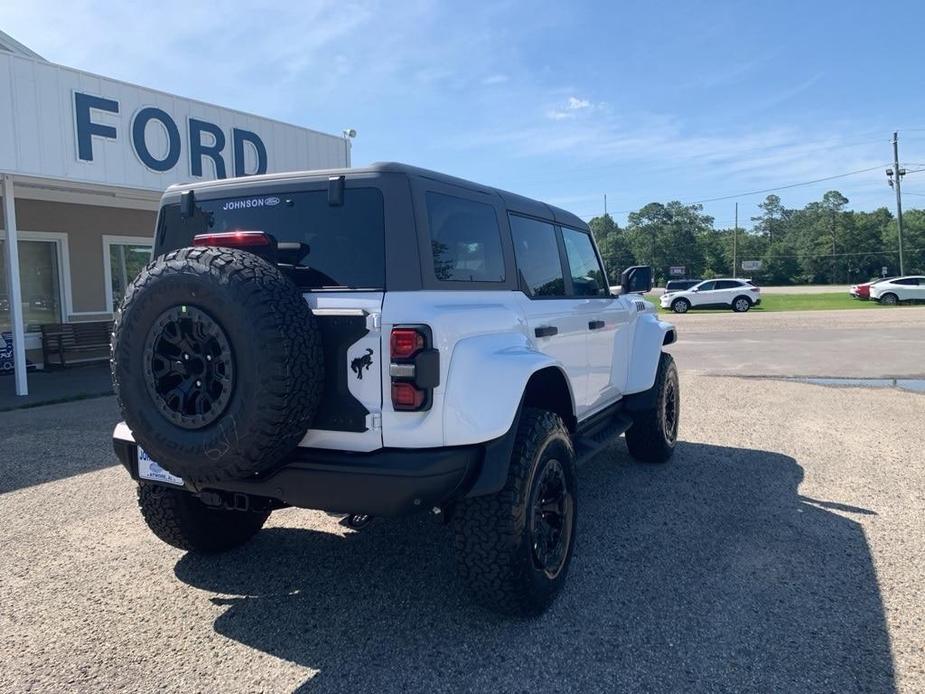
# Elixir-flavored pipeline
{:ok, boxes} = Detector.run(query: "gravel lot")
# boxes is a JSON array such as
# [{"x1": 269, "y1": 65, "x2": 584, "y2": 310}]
[{"x1": 1, "y1": 308, "x2": 922, "y2": 693}]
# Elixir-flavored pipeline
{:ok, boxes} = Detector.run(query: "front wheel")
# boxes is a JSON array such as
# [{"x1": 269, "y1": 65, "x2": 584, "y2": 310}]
[
  {"x1": 453, "y1": 409, "x2": 577, "y2": 616},
  {"x1": 137, "y1": 483, "x2": 269, "y2": 553},
  {"x1": 671, "y1": 298, "x2": 691, "y2": 314},
  {"x1": 625, "y1": 352, "x2": 679, "y2": 463},
  {"x1": 732, "y1": 296, "x2": 752, "y2": 312},
  {"x1": 879, "y1": 293, "x2": 899, "y2": 305}
]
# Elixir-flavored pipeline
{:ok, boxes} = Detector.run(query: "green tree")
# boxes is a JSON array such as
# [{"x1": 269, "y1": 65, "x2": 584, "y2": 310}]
[
  {"x1": 625, "y1": 201, "x2": 712, "y2": 284},
  {"x1": 588, "y1": 213, "x2": 634, "y2": 281}
]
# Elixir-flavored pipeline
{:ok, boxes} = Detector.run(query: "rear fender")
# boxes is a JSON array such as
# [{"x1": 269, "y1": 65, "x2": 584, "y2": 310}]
[
  {"x1": 443, "y1": 331, "x2": 575, "y2": 446},
  {"x1": 624, "y1": 313, "x2": 676, "y2": 395}
]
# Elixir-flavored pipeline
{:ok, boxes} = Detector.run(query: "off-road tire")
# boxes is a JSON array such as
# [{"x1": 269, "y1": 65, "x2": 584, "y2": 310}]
[
  {"x1": 112, "y1": 247, "x2": 323, "y2": 484},
  {"x1": 137, "y1": 483, "x2": 269, "y2": 553},
  {"x1": 625, "y1": 352, "x2": 679, "y2": 463},
  {"x1": 879, "y1": 293, "x2": 899, "y2": 306},
  {"x1": 453, "y1": 409, "x2": 577, "y2": 617},
  {"x1": 732, "y1": 295, "x2": 752, "y2": 312},
  {"x1": 671, "y1": 298, "x2": 690, "y2": 314}
]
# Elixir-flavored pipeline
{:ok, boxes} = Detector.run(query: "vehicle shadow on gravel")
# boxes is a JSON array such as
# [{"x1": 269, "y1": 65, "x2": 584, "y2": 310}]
[{"x1": 174, "y1": 442, "x2": 895, "y2": 693}]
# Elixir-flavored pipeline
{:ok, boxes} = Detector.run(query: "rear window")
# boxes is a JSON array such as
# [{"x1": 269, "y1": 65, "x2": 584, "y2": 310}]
[
  {"x1": 156, "y1": 188, "x2": 385, "y2": 290},
  {"x1": 425, "y1": 191, "x2": 504, "y2": 283},
  {"x1": 715, "y1": 280, "x2": 742, "y2": 289}
]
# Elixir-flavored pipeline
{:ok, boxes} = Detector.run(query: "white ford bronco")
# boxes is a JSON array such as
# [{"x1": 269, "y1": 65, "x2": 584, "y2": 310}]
[{"x1": 111, "y1": 163, "x2": 679, "y2": 616}]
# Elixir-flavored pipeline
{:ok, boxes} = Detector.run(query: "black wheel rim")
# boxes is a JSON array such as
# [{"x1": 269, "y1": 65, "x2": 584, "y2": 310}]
[
  {"x1": 529, "y1": 458, "x2": 574, "y2": 579},
  {"x1": 143, "y1": 305, "x2": 234, "y2": 429},
  {"x1": 662, "y1": 373, "x2": 679, "y2": 444}
]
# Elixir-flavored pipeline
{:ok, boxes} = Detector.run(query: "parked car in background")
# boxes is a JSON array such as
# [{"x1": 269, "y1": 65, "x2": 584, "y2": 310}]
[
  {"x1": 660, "y1": 278, "x2": 761, "y2": 313},
  {"x1": 850, "y1": 277, "x2": 894, "y2": 300},
  {"x1": 664, "y1": 279, "x2": 702, "y2": 293},
  {"x1": 870, "y1": 276, "x2": 925, "y2": 304}
]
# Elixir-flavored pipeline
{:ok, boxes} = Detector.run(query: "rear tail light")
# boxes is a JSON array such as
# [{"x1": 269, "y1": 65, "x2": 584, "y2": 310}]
[
  {"x1": 750, "y1": 286, "x2": 760, "y2": 292},
  {"x1": 389, "y1": 326, "x2": 439, "y2": 412},
  {"x1": 391, "y1": 382, "x2": 425, "y2": 410},
  {"x1": 193, "y1": 231, "x2": 271, "y2": 248},
  {"x1": 390, "y1": 328, "x2": 425, "y2": 360}
]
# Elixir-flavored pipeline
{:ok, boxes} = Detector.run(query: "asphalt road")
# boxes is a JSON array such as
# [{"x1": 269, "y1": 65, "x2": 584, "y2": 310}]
[
  {"x1": 1, "y1": 308, "x2": 923, "y2": 693},
  {"x1": 665, "y1": 306, "x2": 925, "y2": 378}
]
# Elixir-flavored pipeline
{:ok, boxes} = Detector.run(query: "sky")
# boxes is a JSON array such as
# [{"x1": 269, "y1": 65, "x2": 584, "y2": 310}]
[{"x1": 4, "y1": 0, "x2": 925, "y2": 228}]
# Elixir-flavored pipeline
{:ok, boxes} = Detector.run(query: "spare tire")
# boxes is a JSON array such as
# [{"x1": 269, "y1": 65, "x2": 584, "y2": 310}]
[{"x1": 112, "y1": 246, "x2": 323, "y2": 484}]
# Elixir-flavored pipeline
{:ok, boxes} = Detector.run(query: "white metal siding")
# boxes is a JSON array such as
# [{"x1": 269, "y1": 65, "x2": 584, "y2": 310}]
[{"x1": 0, "y1": 53, "x2": 346, "y2": 190}]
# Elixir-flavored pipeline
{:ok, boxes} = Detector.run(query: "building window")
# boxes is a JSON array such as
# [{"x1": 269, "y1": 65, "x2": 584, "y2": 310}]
[
  {"x1": 0, "y1": 239, "x2": 63, "y2": 332},
  {"x1": 105, "y1": 238, "x2": 152, "y2": 311}
]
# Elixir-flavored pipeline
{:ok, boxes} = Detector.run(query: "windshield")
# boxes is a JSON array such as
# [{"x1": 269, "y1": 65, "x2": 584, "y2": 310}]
[{"x1": 156, "y1": 187, "x2": 385, "y2": 290}]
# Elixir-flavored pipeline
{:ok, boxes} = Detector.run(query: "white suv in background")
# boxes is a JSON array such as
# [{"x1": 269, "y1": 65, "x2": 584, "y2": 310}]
[
  {"x1": 661, "y1": 278, "x2": 761, "y2": 313},
  {"x1": 870, "y1": 276, "x2": 925, "y2": 305}
]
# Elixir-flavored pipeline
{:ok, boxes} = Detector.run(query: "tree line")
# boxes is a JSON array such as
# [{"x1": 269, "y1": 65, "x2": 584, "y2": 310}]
[{"x1": 590, "y1": 191, "x2": 925, "y2": 286}]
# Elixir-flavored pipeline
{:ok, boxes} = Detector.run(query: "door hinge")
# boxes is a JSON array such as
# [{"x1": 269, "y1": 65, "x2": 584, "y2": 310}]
[
  {"x1": 367, "y1": 412, "x2": 382, "y2": 430},
  {"x1": 368, "y1": 313, "x2": 382, "y2": 331}
]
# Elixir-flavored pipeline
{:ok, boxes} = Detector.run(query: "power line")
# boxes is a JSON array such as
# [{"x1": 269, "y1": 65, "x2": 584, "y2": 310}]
[{"x1": 576, "y1": 164, "x2": 889, "y2": 219}]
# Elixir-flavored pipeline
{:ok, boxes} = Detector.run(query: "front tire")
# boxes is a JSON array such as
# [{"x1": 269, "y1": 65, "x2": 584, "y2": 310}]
[
  {"x1": 625, "y1": 352, "x2": 679, "y2": 463},
  {"x1": 137, "y1": 483, "x2": 269, "y2": 553},
  {"x1": 879, "y1": 293, "x2": 899, "y2": 305},
  {"x1": 453, "y1": 409, "x2": 577, "y2": 617},
  {"x1": 671, "y1": 298, "x2": 691, "y2": 314}
]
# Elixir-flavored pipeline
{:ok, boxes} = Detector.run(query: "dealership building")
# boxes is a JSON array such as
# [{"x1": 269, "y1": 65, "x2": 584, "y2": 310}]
[{"x1": 0, "y1": 31, "x2": 349, "y2": 395}]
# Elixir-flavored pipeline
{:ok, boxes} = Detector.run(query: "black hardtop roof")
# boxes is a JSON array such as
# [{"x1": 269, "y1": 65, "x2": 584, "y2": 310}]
[{"x1": 165, "y1": 161, "x2": 588, "y2": 230}]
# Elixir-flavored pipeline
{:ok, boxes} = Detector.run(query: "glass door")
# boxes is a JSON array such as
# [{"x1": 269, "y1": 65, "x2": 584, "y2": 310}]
[{"x1": 0, "y1": 239, "x2": 63, "y2": 333}]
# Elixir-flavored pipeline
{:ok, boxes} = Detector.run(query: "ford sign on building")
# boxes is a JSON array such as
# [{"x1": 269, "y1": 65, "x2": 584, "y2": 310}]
[{"x1": 0, "y1": 31, "x2": 349, "y2": 395}]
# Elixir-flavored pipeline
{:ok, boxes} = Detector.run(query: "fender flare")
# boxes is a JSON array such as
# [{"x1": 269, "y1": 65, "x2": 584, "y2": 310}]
[
  {"x1": 624, "y1": 313, "x2": 676, "y2": 395},
  {"x1": 442, "y1": 331, "x2": 575, "y2": 447}
]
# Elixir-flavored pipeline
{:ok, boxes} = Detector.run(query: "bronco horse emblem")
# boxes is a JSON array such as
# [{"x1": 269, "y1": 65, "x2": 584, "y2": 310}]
[{"x1": 350, "y1": 348, "x2": 374, "y2": 380}]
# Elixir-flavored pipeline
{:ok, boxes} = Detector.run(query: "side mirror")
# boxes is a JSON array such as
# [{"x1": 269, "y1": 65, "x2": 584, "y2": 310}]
[{"x1": 620, "y1": 265, "x2": 653, "y2": 295}]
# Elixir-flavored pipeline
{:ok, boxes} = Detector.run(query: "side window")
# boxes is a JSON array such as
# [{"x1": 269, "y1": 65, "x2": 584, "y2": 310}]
[
  {"x1": 509, "y1": 214, "x2": 566, "y2": 297},
  {"x1": 697, "y1": 281, "x2": 716, "y2": 291},
  {"x1": 716, "y1": 280, "x2": 739, "y2": 290},
  {"x1": 561, "y1": 227, "x2": 607, "y2": 296},
  {"x1": 425, "y1": 191, "x2": 505, "y2": 283}
]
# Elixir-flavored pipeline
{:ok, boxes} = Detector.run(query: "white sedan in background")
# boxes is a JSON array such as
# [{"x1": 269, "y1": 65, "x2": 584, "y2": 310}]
[
  {"x1": 870, "y1": 276, "x2": 925, "y2": 304},
  {"x1": 660, "y1": 278, "x2": 761, "y2": 313}
]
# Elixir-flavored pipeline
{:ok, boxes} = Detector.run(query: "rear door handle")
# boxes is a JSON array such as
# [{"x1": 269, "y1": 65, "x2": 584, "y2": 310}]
[
  {"x1": 588, "y1": 320, "x2": 605, "y2": 330},
  {"x1": 534, "y1": 325, "x2": 558, "y2": 338}
]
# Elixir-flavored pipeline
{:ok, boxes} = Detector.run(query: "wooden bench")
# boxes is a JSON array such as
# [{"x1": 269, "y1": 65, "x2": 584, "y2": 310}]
[{"x1": 41, "y1": 321, "x2": 113, "y2": 367}]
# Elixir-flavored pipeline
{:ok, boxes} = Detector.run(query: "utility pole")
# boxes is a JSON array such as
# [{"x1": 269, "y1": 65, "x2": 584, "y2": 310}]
[
  {"x1": 733, "y1": 202, "x2": 738, "y2": 278},
  {"x1": 604, "y1": 193, "x2": 608, "y2": 217},
  {"x1": 888, "y1": 131, "x2": 906, "y2": 275}
]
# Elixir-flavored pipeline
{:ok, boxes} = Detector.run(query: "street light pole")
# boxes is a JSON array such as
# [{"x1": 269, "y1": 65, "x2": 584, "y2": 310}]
[{"x1": 342, "y1": 128, "x2": 356, "y2": 168}]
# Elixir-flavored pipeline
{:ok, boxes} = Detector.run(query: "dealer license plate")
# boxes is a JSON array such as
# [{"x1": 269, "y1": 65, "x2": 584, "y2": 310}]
[{"x1": 137, "y1": 447, "x2": 184, "y2": 486}]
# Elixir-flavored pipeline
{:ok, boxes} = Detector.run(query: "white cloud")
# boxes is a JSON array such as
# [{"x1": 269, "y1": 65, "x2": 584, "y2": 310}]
[
  {"x1": 482, "y1": 74, "x2": 509, "y2": 85},
  {"x1": 567, "y1": 96, "x2": 591, "y2": 110}
]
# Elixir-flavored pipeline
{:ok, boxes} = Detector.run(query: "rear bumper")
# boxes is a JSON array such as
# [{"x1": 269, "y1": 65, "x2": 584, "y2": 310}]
[
  {"x1": 753, "y1": 297, "x2": 762, "y2": 305},
  {"x1": 113, "y1": 428, "x2": 511, "y2": 517}
]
